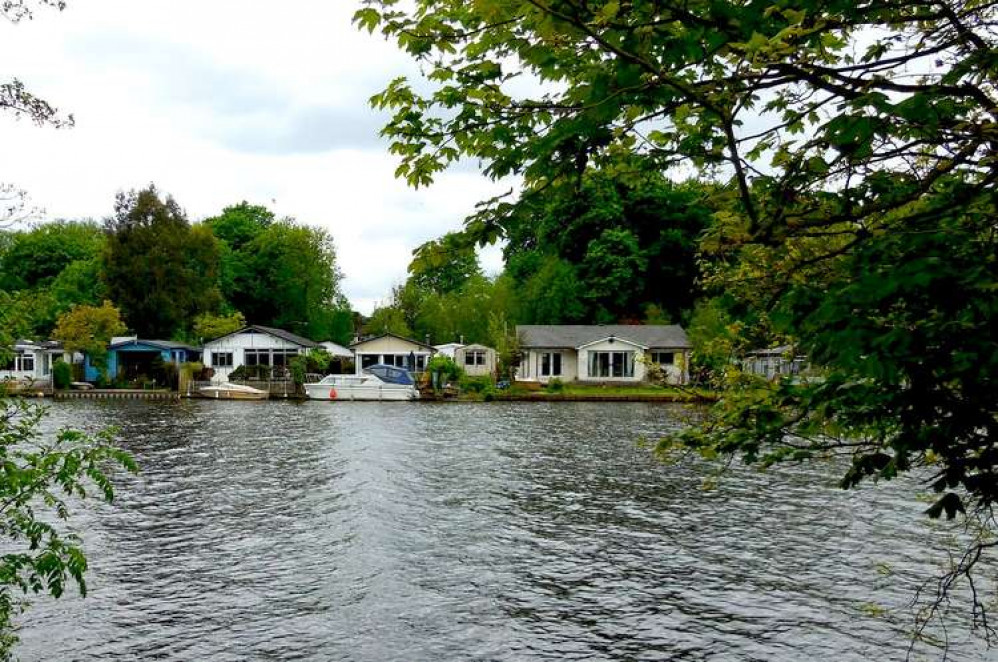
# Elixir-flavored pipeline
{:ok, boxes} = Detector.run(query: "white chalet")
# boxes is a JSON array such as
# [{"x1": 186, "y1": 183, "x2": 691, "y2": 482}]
[
  {"x1": 202, "y1": 325, "x2": 318, "y2": 382},
  {"x1": 516, "y1": 325, "x2": 691, "y2": 385}
]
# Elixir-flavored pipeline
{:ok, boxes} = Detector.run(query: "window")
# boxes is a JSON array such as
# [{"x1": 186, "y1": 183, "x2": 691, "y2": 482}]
[
  {"x1": 381, "y1": 354, "x2": 403, "y2": 367},
  {"x1": 588, "y1": 351, "x2": 635, "y2": 378},
  {"x1": 245, "y1": 350, "x2": 271, "y2": 366},
  {"x1": 540, "y1": 352, "x2": 561, "y2": 376},
  {"x1": 464, "y1": 350, "x2": 486, "y2": 366},
  {"x1": 2, "y1": 353, "x2": 34, "y2": 372},
  {"x1": 211, "y1": 352, "x2": 233, "y2": 368},
  {"x1": 361, "y1": 354, "x2": 379, "y2": 369},
  {"x1": 651, "y1": 351, "x2": 675, "y2": 365},
  {"x1": 272, "y1": 350, "x2": 298, "y2": 367}
]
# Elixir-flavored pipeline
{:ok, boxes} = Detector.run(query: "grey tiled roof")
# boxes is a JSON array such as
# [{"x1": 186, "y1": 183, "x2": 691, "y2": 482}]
[
  {"x1": 517, "y1": 325, "x2": 690, "y2": 349},
  {"x1": 203, "y1": 325, "x2": 318, "y2": 348},
  {"x1": 251, "y1": 325, "x2": 318, "y2": 348}
]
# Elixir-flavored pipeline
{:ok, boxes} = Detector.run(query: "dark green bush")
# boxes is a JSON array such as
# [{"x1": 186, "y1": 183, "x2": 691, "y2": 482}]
[{"x1": 53, "y1": 361, "x2": 72, "y2": 389}]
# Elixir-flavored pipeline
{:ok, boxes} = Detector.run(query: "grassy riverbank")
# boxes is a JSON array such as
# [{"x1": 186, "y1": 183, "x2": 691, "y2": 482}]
[{"x1": 451, "y1": 382, "x2": 717, "y2": 403}]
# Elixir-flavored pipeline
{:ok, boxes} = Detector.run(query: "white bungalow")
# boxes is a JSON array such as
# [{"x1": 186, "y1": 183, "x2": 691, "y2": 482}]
[
  {"x1": 455, "y1": 343, "x2": 497, "y2": 377},
  {"x1": 1, "y1": 339, "x2": 69, "y2": 386},
  {"x1": 516, "y1": 325, "x2": 691, "y2": 385},
  {"x1": 351, "y1": 333, "x2": 436, "y2": 374},
  {"x1": 202, "y1": 325, "x2": 317, "y2": 382}
]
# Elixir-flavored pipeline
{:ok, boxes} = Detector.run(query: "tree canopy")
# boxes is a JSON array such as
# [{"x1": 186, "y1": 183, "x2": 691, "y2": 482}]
[
  {"x1": 360, "y1": 0, "x2": 998, "y2": 634},
  {"x1": 502, "y1": 167, "x2": 711, "y2": 322}
]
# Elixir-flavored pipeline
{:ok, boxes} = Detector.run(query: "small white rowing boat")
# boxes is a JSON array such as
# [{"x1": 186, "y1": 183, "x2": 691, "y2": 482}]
[{"x1": 199, "y1": 382, "x2": 269, "y2": 400}]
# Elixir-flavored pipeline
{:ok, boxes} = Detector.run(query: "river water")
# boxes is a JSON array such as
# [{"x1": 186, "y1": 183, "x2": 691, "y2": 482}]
[{"x1": 15, "y1": 400, "x2": 992, "y2": 661}]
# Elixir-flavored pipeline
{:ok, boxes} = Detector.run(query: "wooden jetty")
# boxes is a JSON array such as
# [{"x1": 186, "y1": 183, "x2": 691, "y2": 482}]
[{"x1": 54, "y1": 389, "x2": 179, "y2": 401}]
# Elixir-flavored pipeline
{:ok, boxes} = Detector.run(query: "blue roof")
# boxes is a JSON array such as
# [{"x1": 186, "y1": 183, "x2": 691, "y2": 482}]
[{"x1": 109, "y1": 339, "x2": 199, "y2": 352}]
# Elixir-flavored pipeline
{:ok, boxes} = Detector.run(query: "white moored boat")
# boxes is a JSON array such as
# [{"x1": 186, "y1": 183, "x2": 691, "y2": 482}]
[
  {"x1": 304, "y1": 365, "x2": 419, "y2": 401},
  {"x1": 199, "y1": 382, "x2": 269, "y2": 400}
]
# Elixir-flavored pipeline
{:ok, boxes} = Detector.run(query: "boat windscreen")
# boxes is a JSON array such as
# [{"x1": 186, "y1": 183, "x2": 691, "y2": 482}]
[{"x1": 366, "y1": 364, "x2": 415, "y2": 385}]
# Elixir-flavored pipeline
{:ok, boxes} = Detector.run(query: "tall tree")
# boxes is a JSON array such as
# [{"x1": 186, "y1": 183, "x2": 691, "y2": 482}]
[
  {"x1": 361, "y1": 0, "x2": 998, "y2": 634},
  {"x1": 103, "y1": 186, "x2": 222, "y2": 338}
]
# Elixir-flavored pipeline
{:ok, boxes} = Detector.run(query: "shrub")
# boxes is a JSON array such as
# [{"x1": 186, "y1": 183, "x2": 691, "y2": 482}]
[
  {"x1": 427, "y1": 355, "x2": 463, "y2": 386},
  {"x1": 289, "y1": 355, "x2": 307, "y2": 386},
  {"x1": 545, "y1": 377, "x2": 565, "y2": 393},
  {"x1": 460, "y1": 375, "x2": 493, "y2": 394},
  {"x1": 53, "y1": 360, "x2": 72, "y2": 390}
]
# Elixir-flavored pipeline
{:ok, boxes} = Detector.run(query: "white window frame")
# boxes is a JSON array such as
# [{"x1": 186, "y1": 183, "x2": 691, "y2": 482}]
[
  {"x1": 540, "y1": 351, "x2": 562, "y2": 377},
  {"x1": 211, "y1": 351, "x2": 234, "y2": 368},
  {"x1": 588, "y1": 351, "x2": 635, "y2": 378}
]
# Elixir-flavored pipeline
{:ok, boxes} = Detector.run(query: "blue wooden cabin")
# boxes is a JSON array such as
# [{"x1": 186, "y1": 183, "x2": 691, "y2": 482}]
[{"x1": 84, "y1": 338, "x2": 200, "y2": 382}]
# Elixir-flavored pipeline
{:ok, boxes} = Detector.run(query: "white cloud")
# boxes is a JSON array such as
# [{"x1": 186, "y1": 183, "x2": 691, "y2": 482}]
[{"x1": 0, "y1": 0, "x2": 514, "y2": 314}]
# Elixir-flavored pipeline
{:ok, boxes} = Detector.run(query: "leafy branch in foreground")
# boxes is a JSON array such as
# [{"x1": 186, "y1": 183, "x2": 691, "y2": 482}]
[{"x1": 0, "y1": 395, "x2": 136, "y2": 660}]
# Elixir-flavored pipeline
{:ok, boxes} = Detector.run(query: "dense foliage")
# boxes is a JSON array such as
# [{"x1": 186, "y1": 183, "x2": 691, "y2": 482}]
[
  {"x1": 205, "y1": 203, "x2": 353, "y2": 343},
  {"x1": 501, "y1": 167, "x2": 711, "y2": 323},
  {"x1": 365, "y1": 168, "x2": 710, "y2": 346}
]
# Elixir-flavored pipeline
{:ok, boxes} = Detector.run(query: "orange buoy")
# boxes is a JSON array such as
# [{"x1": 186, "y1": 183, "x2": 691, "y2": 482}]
[{"x1": 329, "y1": 387, "x2": 338, "y2": 400}]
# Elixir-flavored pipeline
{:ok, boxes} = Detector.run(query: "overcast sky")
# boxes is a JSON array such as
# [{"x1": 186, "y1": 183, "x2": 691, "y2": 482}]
[{"x1": 0, "y1": 1, "x2": 511, "y2": 314}]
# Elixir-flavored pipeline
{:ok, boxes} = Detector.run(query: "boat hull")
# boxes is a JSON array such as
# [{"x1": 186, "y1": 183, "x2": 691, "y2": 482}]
[
  {"x1": 199, "y1": 384, "x2": 269, "y2": 400},
  {"x1": 303, "y1": 379, "x2": 417, "y2": 401}
]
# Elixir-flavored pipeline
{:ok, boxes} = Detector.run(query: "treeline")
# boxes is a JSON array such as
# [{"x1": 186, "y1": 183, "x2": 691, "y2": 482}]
[
  {"x1": 363, "y1": 168, "x2": 715, "y2": 351},
  {"x1": 0, "y1": 185, "x2": 352, "y2": 348}
]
